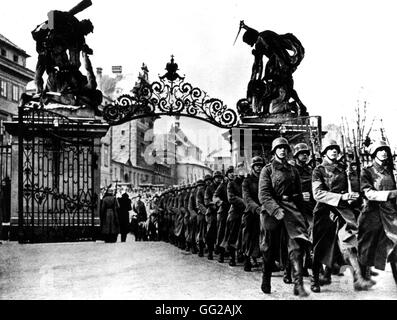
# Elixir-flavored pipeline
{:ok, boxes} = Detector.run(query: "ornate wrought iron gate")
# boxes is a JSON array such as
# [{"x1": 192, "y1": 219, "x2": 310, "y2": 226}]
[{"x1": 18, "y1": 106, "x2": 97, "y2": 243}]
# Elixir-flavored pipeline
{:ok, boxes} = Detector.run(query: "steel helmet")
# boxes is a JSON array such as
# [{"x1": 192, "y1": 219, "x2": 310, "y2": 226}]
[
  {"x1": 226, "y1": 166, "x2": 235, "y2": 175},
  {"x1": 321, "y1": 139, "x2": 340, "y2": 156},
  {"x1": 204, "y1": 174, "x2": 213, "y2": 182},
  {"x1": 293, "y1": 143, "x2": 310, "y2": 157},
  {"x1": 213, "y1": 171, "x2": 223, "y2": 178},
  {"x1": 251, "y1": 156, "x2": 264, "y2": 168},
  {"x1": 369, "y1": 140, "x2": 391, "y2": 157},
  {"x1": 271, "y1": 137, "x2": 291, "y2": 153},
  {"x1": 237, "y1": 161, "x2": 245, "y2": 168},
  {"x1": 196, "y1": 179, "x2": 205, "y2": 186}
]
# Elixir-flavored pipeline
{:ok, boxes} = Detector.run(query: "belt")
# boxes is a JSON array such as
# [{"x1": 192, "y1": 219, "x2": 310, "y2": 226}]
[{"x1": 276, "y1": 194, "x2": 300, "y2": 201}]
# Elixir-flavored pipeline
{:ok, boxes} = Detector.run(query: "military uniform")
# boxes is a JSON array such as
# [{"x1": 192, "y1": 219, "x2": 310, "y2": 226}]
[
  {"x1": 214, "y1": 177, "x2": 230, "y2": 262},
  {"x1": 221, "y1": 175, "x2": 246, "y2": 266},
  {"x1": 311, "y1": 139, "x2": 373, "y2": 292},
  {"x1": 204, "y1": 179, "x2": 220, "y2": 259},
  {"x1": 187, "y1": 185, "x2": 199, "y2": 254},
  {"x1": 196, "y1": 181, "x2": 207, "y2": 257},
  {"x1": 241, "y1": 173, "x2": 261, "y2": 269}
]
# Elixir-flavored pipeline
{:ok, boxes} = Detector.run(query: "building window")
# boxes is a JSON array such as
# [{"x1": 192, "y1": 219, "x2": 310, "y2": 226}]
[
  {"x1": 121, "y1": 130, "x2": 125, "y2": 136},
  {"x1": 12, "y1": 85, "x2": 19, "y2": 102},
  {"x1": 120, "y1": 145, "x2": 125, "y2": 150},
  {"x1": 1, "y1": 48, "x2": 6, "y2": 56},
  {"x1": 13, "y1": 54, "x2": 18, "y2": 63},
  {"x1": 0, "y1": 80, "x2": 7, "y2": 98}
]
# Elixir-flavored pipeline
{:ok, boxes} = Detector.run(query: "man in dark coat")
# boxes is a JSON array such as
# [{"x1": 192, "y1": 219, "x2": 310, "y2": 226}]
[
  {"x1": 100, "y1": 186, "x2": 120, "y2": 243},
  {"x1": 311, "y1": 139, "x2": 373, "y2": 293},
  {"x1": 167, "y1": 188, "x2": 177, "y2": 245},
  {"x1": 133, "y1": 195, "x2": 148, "y2": 241},
  {"x1": 214, "y1": 168, "x2": 233, "y2": 263},
  {"x1": 196, "y1": 179, "x2": 207, "y2": 257},
  {"x1": 118, "y1": 193, "x2": 132, "y2": 242},
  {"x1": 242, "y1": 157, "x2": 263, "y2": 272},
  {"x1": 221, "y1": 163, "x2": 246, "y2": 266},
  {"x1": 259, "y1": 137, "x2": 311, "y2": 297},
  {"x1": 204, "y1": 172, "x2": 223, "y2": 260}
]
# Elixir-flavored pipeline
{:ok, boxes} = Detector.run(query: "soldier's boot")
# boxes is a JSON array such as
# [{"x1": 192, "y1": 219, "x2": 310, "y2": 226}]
[
  {"x1": 244, "y1": 255, "x2": 252, "y2": 272},
  {"x1": 207, "y1": 244, "x2": 214, "y2": 260},
  {"x1": 390, "y1": 262, "x2": 397, "y2": 286},
  {"x1": 218, "y1": 248, "x2": 225, "y2": 263},
  {"x1": 237, "y1": 251, "x2": 245, "y2": 263},
  {"x1": 370, "y1": 268, "x2": 379, "y2": 277},
  {"x1": 283, "y1": 259, "x2": 293, "y2": 284},
  {"x1": 191, "y1": 243, "x2": 198, "y2": 255},
  {"x1": 261, "y1": 261, "x2": 272, "y2": 294},
  {"x1": 345, "y1": 249, "x2": 373, "y2": 291},
  {"x1": 214, "y1": 245, "x2": 220, "y2": 255},
  {"x1": 229, "y1": 248, "x2": 236, "y2": 267},
  {"x1": 319, "y1": 266, "x2": 332, "y2": 286},
  {"x1": 198, "y1": 241, "x2": 205, "y2": 257},
  {"x1": 310, "y1": 262, "x2": 321, "y2": 293},
  {"x1": 251, "y1": 257, "x2": 260, "y2": 268},
  {"x1": 360, "y1": 263, "x2": 376, "y2": 286},
  {"x1": 291, "y1": 250, "x2": 310, "y2": 297}
]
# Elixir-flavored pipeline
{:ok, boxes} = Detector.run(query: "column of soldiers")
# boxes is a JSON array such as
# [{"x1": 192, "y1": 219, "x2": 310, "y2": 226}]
[{"x1": 152, "y1": 137, "x2": 397, "y2": 298}]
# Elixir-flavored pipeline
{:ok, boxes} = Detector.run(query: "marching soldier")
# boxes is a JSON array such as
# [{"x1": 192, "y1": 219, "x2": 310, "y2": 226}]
[
  {"x1": 214, "y1": 168, "x2": 233, "y2": 263},
  {"x1": 183, "y1": 185, "x2": 193, "y2": 252},
  {"x1": 167, "y1": 188, "x2": 177, "y2": 245},
  {"x1": 204, "y1": 171, "x2": 223, "y2": 260},
  {"x1": 259, "y1": 137, "x2": 311, "y2": 297},
  {"x1": 175, "y1": 186, "x2": 187, "y2": 249},
  {"x1": 221, "y1": 162, "x2": 247, "y2": 266},
  {"x1": 293, "y1": 143, "x2": 316, "y2": 279},
  {"x1": 187, "y1": 182, "x2": 199, "y2": 254},
  {"x1": 196, "y1": 179, "x2": 208, "y2": 257},
  {"x1": 311, "y1": 139, "x2": 373, "y2": 293},
  {"x1": 241, "y1": 157, "x2": 263, "y2": 272},
  {"x1": 358, "y1": 140, "x2": 397, "y2": 286}
]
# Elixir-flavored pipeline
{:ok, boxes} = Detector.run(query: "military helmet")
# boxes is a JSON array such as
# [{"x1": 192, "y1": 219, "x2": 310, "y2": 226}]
[
  {"x1": 369, "y1": 140, "x2": 391, "y2": 157},
  {"x1": 251, "y1": 156, "x2": 264, "y2": 168},
  {"x1": 321, "y1": 139, "x2": 340, "y2": 156},
  {"x1": 271, "y1": 137, "x2": 291, "y2": 153},
  {"x1": 196, "y1": 179, "x2": 205, "y2": 186},
  {"x1": 293, "y1": 143, "x2": 310, "y2": 157},
  {"x1": 204, "y1": 174, "x2": 213, "y2": 182},
  {"x1": 226, "y1": 166, "x2": 235, "y2": 175},
  {"x1": 213, "y1": 171, "x2": 223, "y2": 178},
  {"x1": 237, "y1": 161, "x2": 245, "y2": 168}
]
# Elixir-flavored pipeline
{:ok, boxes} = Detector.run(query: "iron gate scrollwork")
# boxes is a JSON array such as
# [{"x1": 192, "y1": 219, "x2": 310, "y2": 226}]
[
  {"x1": 18, "y1": 105, "x2": 97, "y2": 243},
  {"x1": 103, "y1": 56, "x2": 239, "y2": 128}
]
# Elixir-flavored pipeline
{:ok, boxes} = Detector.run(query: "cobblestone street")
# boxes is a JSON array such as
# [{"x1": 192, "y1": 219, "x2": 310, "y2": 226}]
[{"x1": 1, "y1": 238, "x2": 396, "y2": 300}]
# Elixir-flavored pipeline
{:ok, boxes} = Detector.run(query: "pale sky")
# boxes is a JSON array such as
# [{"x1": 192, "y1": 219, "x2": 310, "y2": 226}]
[{"x1": 2, "y1": 0, "x2": 397, "y2": 151}]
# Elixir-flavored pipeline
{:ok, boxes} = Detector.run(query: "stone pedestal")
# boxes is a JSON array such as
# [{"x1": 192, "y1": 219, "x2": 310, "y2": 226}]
[{"x1": 4, "y1": 105, "x2": 109, "y2": 243}]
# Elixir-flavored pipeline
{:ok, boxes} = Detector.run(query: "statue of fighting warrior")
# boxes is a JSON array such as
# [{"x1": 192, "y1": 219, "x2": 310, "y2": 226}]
[
  {"x1": 235, "y1": 21, "x2": 308, "y2": 117},
  {"x1": 31, "y1": 0, "x2": 94, "y2": 94}
]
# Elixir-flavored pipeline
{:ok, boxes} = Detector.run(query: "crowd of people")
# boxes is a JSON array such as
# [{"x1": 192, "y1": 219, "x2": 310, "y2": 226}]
[{"x1": 99, "y1": 137, "x2": 397, "y2": 298}]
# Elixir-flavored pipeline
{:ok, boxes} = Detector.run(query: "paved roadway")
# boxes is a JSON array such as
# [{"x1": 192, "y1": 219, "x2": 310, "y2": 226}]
[{"x1": 1, "y1": 238, "x2": 396, "y2": 300}]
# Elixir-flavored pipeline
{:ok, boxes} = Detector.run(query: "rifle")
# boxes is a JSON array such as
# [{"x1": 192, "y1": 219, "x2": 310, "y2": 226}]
[
  {"x1": 306, "y1": 122, "x2": 317, "y2": 169},
  {"x1": 352, "y1": 129, "x2": 361, "y2": 193}
]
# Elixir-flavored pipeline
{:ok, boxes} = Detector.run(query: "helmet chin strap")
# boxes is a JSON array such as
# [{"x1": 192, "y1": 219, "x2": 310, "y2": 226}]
[{"x1": 326, "y1": 154, "x2": 337, "y2": 163}]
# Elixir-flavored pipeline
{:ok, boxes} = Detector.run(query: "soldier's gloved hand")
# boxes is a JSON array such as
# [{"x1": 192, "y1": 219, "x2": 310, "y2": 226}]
[
  {"x1": 274, "y1": 208, "x2": 285, "y2": 221},
  {"x1": 341, "y1": 192, "x2": 360, "y2": 201},
  {"x1": 302, "y1": 192, "x2": 311, "y2": 202},
  {"x1": 388, "y1": 190, "x2": 397, "y2": 199}
]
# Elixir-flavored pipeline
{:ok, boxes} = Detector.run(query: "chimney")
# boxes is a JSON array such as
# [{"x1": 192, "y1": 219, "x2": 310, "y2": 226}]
[{"x1": 112, "y1": 65, "x2": 123, "y2": 80}]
